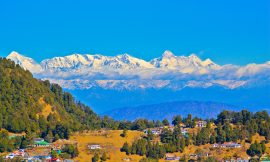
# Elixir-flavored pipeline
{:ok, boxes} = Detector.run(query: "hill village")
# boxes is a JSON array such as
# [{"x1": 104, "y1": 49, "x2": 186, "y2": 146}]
[{"x1": 2, "y1": 118, "x2": 270, "y2": 162}]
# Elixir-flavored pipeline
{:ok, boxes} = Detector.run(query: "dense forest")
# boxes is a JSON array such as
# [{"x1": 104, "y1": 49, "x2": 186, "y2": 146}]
[{"x1": 0, "y1": 58, "x2": 101, "y2": 143}]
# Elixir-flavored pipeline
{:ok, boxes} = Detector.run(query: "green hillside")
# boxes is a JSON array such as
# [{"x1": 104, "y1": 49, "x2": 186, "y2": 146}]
[{"x1": 0, "y1": 58, "x2": 101, "y2": 140}]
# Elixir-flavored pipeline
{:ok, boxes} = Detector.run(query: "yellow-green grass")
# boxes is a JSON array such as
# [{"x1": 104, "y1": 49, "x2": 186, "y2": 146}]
[{"x1": 70, "y1": 130, "x2": 144, "y2": 162}]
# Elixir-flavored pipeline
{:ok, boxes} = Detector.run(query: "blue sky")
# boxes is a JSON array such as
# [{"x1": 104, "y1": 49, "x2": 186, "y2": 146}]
[{"x1": 0, "y1": 0, "x2": 269, "y2": 65}]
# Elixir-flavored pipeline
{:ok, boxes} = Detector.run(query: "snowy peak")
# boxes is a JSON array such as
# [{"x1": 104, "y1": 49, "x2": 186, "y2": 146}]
[
  {"x1": 7, "y1": 51, "x2": 30, "y2": 64},
  {"x1": 40, "y1": 53, "x2": 154, "y2": 70},
  {"x1": 7, "y1": 51, "x2": 43, "y2": 73},
  {"x1": 7, "y1": 51, "x2": 22, "y2": 58},
  {"x1": 4, "y1": 50, "x2": 270, "y2": 90},
  {"x1": 188, "y1": 53, "x2": 201, "y2": 62},
  {"x1": 150, "y1": 51, "x2": 219, "y2": 71},
  {"x1": 115, "y1": 53, "x2": 154, "y2": 68},
  {"x1": 41, "y1": 54, "x2": 93, "y2": 70},
  {"x1": 162, "y1": 50, "x2": 175, "y2": 58},
  {"x1": 7, "y1": 50, "x2": 219, "y2": 72},
  {"x1": 203, "y1": 58, "x2": 214, "y2": 65}
]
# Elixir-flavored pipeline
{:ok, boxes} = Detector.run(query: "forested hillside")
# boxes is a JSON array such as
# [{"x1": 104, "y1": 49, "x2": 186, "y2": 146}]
[
  {"x1": 121, "y1": 110, "x2": 270, "y2": 160},
  {"x1": 0, "y1": 58, "x2": 101, "y2": 140}
]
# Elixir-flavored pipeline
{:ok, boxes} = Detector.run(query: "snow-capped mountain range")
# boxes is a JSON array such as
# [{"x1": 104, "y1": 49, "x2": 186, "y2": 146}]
[{"x1": 6, "y1": 51, "x2": 270, "y2": 90}]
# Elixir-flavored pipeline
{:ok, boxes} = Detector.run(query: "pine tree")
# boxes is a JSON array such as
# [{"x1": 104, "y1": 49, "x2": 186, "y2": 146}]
[
  {"x1": 172, "y1": 115, "x2": 182, "y2": 126},
  {"x1": 92, "y1": 153, "x2": 99, "y2": 162},
  {"x1": 100, "y1": 152, "x2": 107, "y2": 161},
  {"x1": 162, "y1": 119, "x2": 170, "y2": 126},
  {"x1": 120, "y1": 142, "x2": 130, "y2": 155}
]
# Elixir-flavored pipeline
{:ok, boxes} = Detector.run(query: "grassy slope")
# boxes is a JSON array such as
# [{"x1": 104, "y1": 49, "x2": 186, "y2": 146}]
[
  {"x1": 71, "y1": 130, "x2": 270, "y2": 162},
  {"x1": 71, "y1": 130, "x2": 143, "y2": 162}
]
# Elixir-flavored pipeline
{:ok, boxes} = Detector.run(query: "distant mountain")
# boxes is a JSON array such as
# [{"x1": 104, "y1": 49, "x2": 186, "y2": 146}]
[
  {"x1": 69, "y1": 86, "x2": 270, "y2": 113},
  {"x1": 7, "y1": 51, "x2": 43, "y2": 73},
  {"x1": 5, "y1": 50, "x2": 270, "y2": 91},
  {"x1": 40, "y1": 53, "x2": 154, "y2": 70},
  {"x1": 150, "y1": 50, "x2": 220, "y2": 71},
  {"x1": 102, "y1": 101, "x2": 239, "y2": 121},
  {"x1": 5, "y1": 51, "x2": 270, "y2": 113}
]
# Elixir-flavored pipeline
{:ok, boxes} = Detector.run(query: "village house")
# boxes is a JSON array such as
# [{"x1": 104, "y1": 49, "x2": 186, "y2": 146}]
[
  {"x1": 224, "y1": 158, "x2": 249, "y2": 162},
  {"x1": 33, "y1": 138, "x2": 50, "y2": 147},
  {"x1": 163, "y1": 125, "x2": 174, "y2": 131},
  {"x1": 212, "y1": 142, "x2": 242, "y2": 148},
  {"x1": 221, "y1": 142, "x2": 242, "y2": 148},
  {"x1": 212, "y1": 143, "x2": 219, "y2": 148},
  {"x1": 198, "y1": 152, "x2": 209, "y2": 158},
  {"x1": 51, "y1": 157, "x2": 61, "y2": 162},
  {"x1": 235, "y1": 158, "x2": 249, "y2": 162},
  {"x1": 189, "y1": 154, "x2": 198, "y2": 160},
  {"x1": 13, "y1": 150, "x2": 26, "y2": 157},
  {"x1": 165, "y1": 153, "x2": 180, "y2": 161},
  {"x1": 88, "y1": 144, "x2": 101, "y2": 150},
  {"x1": 150, "y1": 130, "x2": 160, "y2": 135},
  {"x1": 165, "y1": 156, "x2": 180, "y2": 161},
  {"x1": 5, "y1": 154, "x2": 15, "y2": 159},
  {"x1": 33, "y1": 138, "x2": 45, "y2": 143},
  {"x1": 5, "y1": 149, "x2": 26, "y2": 159},
  {"x1": 144, "y1": 127, "x2": 163, "y2": 135},
  {"x1": 122, "y1": 157, "x2": 131, "y2": 161},
  {"x1": 52, "y1": 148, "x2": 62, "y2": 154},
  {"x1": 181, "y1": 128, "x2": 189, "y2": 138},
  {"x1": 195, "y1": 120, "x2": 207, "y2": 128},
  {"x1": 33, "y1": 155, "x2": 52, "y2": 161}
]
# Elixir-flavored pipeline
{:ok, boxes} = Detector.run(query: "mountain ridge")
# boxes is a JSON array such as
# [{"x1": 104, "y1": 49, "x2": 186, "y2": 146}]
[
  {"x1": 7, "y1": 50, "x2": 217, "y2": 71},
  {"x1": 102, "y1": 100, "x2": 239, "y2": 121},
  {"x1": 6, "y1": 50, "x2": 270, "y2": 91},
  {"x1": 5, "y1": 51, "x2": 270, "y2": 113}
]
